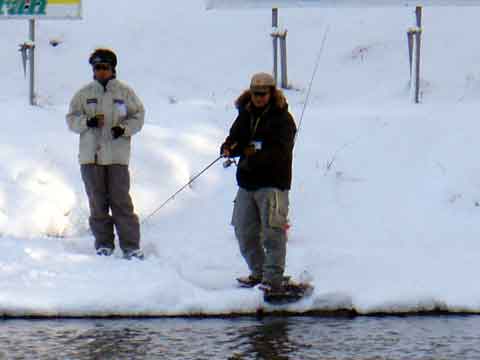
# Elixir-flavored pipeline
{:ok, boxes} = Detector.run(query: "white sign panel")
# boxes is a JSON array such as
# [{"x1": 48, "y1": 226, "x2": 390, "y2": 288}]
[
  {"x1": 206, "y1": 0, "x2": 480, "y2": 9},
  {"x1": 0, "y1": 0, "x2": 82, "y2": 19}
]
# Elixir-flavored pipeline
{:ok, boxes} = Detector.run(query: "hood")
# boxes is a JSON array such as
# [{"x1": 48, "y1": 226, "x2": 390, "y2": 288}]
[{"x1": 235, "y1": 89, "x2": 288, "y2": 112}]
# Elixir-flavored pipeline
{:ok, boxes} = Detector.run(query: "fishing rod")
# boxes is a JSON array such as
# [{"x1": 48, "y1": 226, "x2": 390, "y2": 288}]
[
  {"x1": 141, "y1": 143, "x2": 237, "y2": 224},
  {"x1": 141, "y1": 155, "x2": 224, "y2": 225},
  {"x1": 295, "y1": 25, "x2": 330, "y2": 140}
]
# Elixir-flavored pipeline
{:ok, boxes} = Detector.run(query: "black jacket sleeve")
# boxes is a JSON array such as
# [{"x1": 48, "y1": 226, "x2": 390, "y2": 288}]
[{"x1": 221, "y1": 111, "x2": 252, "y2": 158}]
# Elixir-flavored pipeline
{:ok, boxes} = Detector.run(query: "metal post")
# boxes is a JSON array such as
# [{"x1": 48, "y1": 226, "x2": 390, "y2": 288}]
[
  {"x1": 407, "y1": 29, "x2": 414, "y2": 82},
  {"x1": 279, "y1": 30, "x2": 288, "y2": 89},
  {"x1": 415, "y1": 5, "x2": 422, "y2": 28},
  {"x1": 272, "y1": 8, "x2": 278, "y2": 84},
  {"x1": 29, "y1": 18, "x2": 36, "y2": 106},
  {"x1": 414, "y1": 6, "x2": 422, "y2": 103}
]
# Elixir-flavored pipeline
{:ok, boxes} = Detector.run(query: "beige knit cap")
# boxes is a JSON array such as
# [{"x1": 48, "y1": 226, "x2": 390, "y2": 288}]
[{"x1": 250, "y1": 72, "x2": 276, "y2": 91}]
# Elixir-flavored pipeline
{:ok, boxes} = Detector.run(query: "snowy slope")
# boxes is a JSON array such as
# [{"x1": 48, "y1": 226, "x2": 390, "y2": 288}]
[{"x1": 1, "y1": 0, "x2": 480, "y2": 316}]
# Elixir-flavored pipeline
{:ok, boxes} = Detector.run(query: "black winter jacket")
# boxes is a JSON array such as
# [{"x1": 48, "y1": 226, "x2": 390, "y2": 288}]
[{"x1": 222, "y1": 90, "x2": 297, "y2": 191}]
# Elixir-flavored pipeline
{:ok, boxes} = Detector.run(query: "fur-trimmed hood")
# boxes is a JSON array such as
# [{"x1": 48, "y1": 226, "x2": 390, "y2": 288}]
[{"x1": 235, "y1": 89, "x2": 288, "y2": 112}]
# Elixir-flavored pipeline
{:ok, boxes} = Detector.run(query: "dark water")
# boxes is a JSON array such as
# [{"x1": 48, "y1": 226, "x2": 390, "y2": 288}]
[{"x1": 0, "y1": 316, "x2": 479, "y2": 359}]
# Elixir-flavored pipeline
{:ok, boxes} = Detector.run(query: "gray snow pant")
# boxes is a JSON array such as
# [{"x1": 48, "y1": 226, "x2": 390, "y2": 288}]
[
  {"x1": 232, "y1": 187, "x2": 289, "y2": 287},
  {"x1": 81, "y1": 164, "x2": 140, "y2": 252}
]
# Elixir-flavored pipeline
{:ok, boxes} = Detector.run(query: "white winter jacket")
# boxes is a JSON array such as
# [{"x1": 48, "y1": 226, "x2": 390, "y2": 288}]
[{"x1": 66, "y1": 79, "x2": 145, "y2": 165}]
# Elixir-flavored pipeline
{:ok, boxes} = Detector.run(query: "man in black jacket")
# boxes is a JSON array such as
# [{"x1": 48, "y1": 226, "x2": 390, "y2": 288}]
[{"x1": 221, "y1": 73, "x2": 297, "y2": 293}]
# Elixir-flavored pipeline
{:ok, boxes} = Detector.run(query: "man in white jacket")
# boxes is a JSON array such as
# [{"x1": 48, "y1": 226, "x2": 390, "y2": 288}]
[{"x1": 66, "y1": 48, "x2": 145, "y2": 259}]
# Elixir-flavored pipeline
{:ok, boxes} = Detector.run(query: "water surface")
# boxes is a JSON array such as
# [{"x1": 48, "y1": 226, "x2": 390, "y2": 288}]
[{"x1": 1, "y1": 316, "x2": 479, "y2": 359}]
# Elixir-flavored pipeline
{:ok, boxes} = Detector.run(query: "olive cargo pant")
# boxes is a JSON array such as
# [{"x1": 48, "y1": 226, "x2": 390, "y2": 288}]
[
  {"x1": 232, "y1": 187, "x2": 289, "y2": 287},
  {"x1": 81, "y1": 164, "x2": 140, "y2": 252}
]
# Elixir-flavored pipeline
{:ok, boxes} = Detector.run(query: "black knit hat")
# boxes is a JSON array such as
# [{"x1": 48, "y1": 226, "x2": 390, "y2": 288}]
[{"x1": 89, "y1": 48, "x2": 117, "y2": 68}]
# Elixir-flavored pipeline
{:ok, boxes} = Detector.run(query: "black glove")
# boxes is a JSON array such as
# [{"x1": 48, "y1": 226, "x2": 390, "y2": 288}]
[
  {"x1": 86, "y1": 115, "x2": 103, "y2": 128},
  {"x1": 220, "y1": 142, "x2": 231, "y2": 157},
  {"x1": 220, "y1": 142, "x2": 238, "y2": 157},
  {"x1": 111, "y1": 126, "x2": 125, "y2": 139}
]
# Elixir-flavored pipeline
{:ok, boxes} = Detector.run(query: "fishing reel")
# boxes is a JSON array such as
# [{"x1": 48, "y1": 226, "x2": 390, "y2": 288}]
[
  {"x1": 223, "y1": 158, "x2": 237, "y2": 168},
  {"x1": 222, "y1": 142, "x2": 238, "y2": 168}
]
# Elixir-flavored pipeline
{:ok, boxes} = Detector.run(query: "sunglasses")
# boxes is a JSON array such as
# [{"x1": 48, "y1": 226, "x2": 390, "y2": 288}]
[
  {"x1": 252, "y1": 91, "x2": 269, "y2": 97},
  {"x1": 93, "y1": 64, "x2": 112, "y2": 71}
]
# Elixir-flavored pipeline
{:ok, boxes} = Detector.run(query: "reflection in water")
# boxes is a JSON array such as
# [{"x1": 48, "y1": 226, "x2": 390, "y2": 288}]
[
  {"x1": 231, "y1": 318, "x2": 305, "y2": 360},
  {"x1": 0, "y1": 316, "x2": 480, "y2": 359},
  {"x1": 248, "y1": 319, "x2": 293, "y2": 360}
]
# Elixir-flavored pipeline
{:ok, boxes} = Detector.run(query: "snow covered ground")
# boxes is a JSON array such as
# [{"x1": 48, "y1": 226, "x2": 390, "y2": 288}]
[{"x1": 1, "y1": 0, "x2": 480, "y2": 316}]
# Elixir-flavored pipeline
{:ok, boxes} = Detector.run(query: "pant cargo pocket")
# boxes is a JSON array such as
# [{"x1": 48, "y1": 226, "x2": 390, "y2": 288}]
[{"x1": 268, "y1": 190, "x2": 289, "y2": 229}]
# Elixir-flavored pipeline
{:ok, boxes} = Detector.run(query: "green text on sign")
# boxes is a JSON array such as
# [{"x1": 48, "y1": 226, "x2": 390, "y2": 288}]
[{"x1": 0, "y1": 0, "x2": 47, "y2": 16}]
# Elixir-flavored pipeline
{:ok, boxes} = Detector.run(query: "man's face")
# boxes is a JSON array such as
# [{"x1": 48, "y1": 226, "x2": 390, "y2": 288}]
[
  {"x1": 251, "y1": 88, "x2": 271, "y2": 108},
  {"x1": 93, "y1": 63, "x2": 114, "y2": 81}
]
